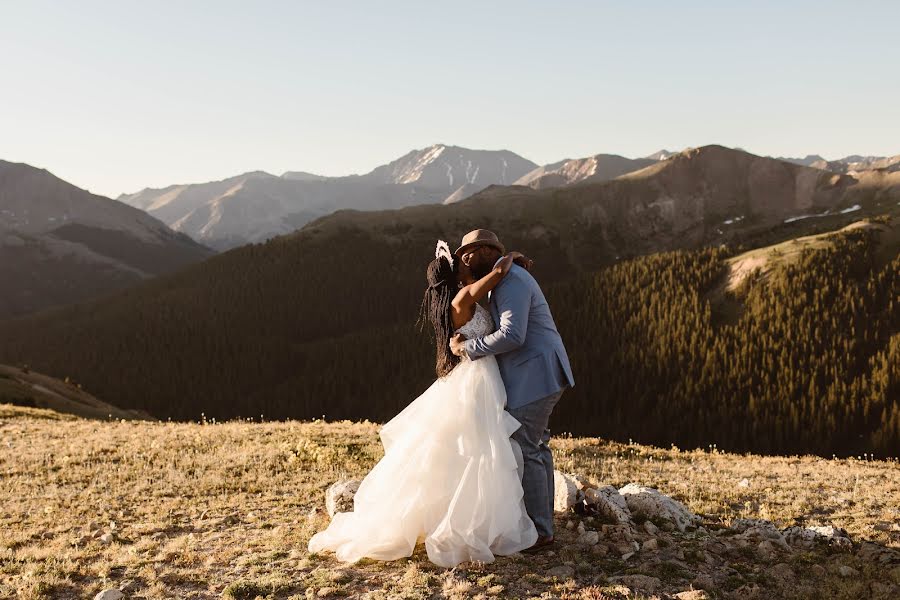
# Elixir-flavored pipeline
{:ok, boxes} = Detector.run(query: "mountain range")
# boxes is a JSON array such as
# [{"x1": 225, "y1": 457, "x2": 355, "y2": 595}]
[
  {"x1": 512, "y1": 153, "x2": 658, "y2": 189},
  {"x1": 0, "y1": 160, "x2": 212, "y2": 320},
  {"x1": 117, "y1": 145, "x2": 538, "y2": 250},
  {"x1": 5, "y1": 144, "x2": 898, "y2": 323},
  {"x1": 118, "y1": 145, "x2": 900, "y2": 252},
  {"x1": 777, "y1": 153, "x2": 900, "y2": 174}
]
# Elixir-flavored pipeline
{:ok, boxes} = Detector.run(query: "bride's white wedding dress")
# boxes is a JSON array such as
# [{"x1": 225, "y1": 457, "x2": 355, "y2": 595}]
[{"x1": 307, "y1": 304, "x2": 538, "y2": 568}]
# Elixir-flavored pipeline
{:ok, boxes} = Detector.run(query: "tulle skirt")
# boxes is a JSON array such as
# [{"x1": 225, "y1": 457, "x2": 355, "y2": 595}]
[{"x1": 307, "y1": 355, "x2": 538, "y2": 568}]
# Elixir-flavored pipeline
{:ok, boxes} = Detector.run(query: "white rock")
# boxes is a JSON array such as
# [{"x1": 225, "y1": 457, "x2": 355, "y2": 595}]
[
  {"x1": 98, "y1": 533, "x2": 115, "y2": 545},
  {"x1": 782, "y1": 526, "x2": 818, "y2": 549},
  {"x1": 618, "y1": 484, "x2": 699, "y2": 532},
  {"x1": 553, "y1": 470, "x2": 583, "y2": 512},
  {"x1": 94, "y1": 590, "x2": 125, "y2": 600},
  {"x1": 584, "y1": 485, "x2": 632, "y2": 525},
  {"x1": 737, "y1": 478, "x2": 750, "y2": 488},
  {"x1": 783, "y1": 524, "x2": 852, "y2": 549},
  {"x1": 808, "y1": 525, "x2": 853, "y2": 548},
  {"x1": 325, "y1": 479, "x2": 361, "y2": 517}
]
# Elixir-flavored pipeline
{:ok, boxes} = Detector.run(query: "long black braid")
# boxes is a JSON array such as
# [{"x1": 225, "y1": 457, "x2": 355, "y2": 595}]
[{"x1": 417, "y1": 254, "x2": 460, "y2": 378}]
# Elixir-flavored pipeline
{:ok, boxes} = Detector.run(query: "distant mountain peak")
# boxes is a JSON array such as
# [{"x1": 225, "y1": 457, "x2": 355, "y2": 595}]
[
  {"x1": 775, "y1": 153, "x2": 900, "y2": 174},
  {"x1": 365, "y1": 144, "x2": 536, "y2": 189},
  {"x1": 515, "y1": 153, "x2": 657, "y2": 189},
  {"x1": 645, "y1": 149, "x2": 677, "y2": 161},
  {"x1": 387, "y1": 144, "x2": 450, "y2": 185},
  {"x1": 775, "y1": 154, "x2": 827, "y2": 167},
  {"x1": 281, "y1": 170, "x2": 328, "y2": 181}
]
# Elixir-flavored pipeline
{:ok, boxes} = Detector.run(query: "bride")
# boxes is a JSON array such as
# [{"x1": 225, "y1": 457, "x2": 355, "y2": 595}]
[{"x1": 307, "y1": 240, "x2": 538, "y2": 568}]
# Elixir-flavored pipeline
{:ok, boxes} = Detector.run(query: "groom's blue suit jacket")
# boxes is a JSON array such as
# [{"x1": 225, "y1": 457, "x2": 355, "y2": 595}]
[{"x1": 464, "y1": 263, "x2": 575, "y2": 409}]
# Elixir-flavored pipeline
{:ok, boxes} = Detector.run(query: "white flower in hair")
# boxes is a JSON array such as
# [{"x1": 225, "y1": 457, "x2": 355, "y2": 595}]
[{"x1": 435, "y1": 239, "x2": 454, "y2": 268}]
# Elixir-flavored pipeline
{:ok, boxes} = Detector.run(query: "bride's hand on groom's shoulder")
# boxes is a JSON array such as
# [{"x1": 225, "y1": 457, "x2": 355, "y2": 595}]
[
  {"x1": 499, "y1": 251, "x2": 533, "y2": 275},
  {"x1": 510, "y1": 252, "x2": 534, "y2": 272}
]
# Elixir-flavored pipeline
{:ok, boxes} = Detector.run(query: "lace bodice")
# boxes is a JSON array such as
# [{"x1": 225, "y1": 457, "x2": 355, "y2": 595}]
[{"x1": 455, "y1": 304, "x2": 494, "y2": 348}]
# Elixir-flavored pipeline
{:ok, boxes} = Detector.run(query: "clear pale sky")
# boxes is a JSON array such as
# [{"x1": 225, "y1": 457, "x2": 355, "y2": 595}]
[{"x1": 2, "y1": 1, "x2": 898, "y2": 198}]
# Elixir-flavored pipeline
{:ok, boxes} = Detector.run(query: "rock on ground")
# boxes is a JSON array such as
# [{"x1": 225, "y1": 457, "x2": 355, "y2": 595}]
[
  {"x1": 325, "y1": 479, "x2": 361, "y2": 517},
  {"x1": 584, "y1": 485, "x2": 632, "y2": 525},
  {"x1": 619, "y1": 483, "x2": 699, "y2": 532},
  {"x1": 782, "y1": 524, "x2": 853, "y2": 549},
  {"x1": 553, "y1": 470, "x2": 584, "y2": 512},
  {"x1": 729, "y1": 518, "x2": 791, "y2": 552},
  {"x1": 546, "y1": 565, "x2": 575, "y2": 579},
  {"x1": 577, "y1": 530, "x2": 600, "y2": 545},
  {"x1": 94, "y1": 590, "x2": 125, "y2": 600}
]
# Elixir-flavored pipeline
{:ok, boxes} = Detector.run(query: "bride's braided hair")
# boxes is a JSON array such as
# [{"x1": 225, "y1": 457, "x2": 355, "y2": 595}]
[{"x1": 418, "y1": 245, "x2": 460, "y2": 378}]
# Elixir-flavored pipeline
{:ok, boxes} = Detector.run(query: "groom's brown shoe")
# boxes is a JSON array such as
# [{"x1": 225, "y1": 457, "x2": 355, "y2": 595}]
[{"x1": 522, "y1": 535, "x2": 555, "y2": 553}]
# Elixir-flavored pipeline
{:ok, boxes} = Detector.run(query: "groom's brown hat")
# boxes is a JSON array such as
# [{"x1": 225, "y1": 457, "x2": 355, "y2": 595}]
[{"x1": 455, "y1": 229, "x2": 505, "y2": 256}]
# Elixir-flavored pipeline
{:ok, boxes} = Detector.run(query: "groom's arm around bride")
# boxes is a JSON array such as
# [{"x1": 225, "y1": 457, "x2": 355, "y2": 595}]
[{"x1": 452, "y1": 249, "x2": 574, "y2": 411}]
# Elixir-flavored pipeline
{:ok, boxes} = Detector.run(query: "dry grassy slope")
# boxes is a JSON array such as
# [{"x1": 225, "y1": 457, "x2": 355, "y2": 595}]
[
  {"x1": 722, "y1": 216, "x2": 898, "y2": 291},
  {"x1": 699, "y1": 215, "x2": 898, "y2": 327},
  {"x1": 2, "y1": 406, "x2": 898, "y2": 599},
  {"x1": 0, "y1": 365, "x2": 151, "y2": 420}
]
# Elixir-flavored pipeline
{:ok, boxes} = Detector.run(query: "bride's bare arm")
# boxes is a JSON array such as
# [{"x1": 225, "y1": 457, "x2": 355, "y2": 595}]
[{"x1": 451, "y1": 252, "x2": 526, "y2": 316}]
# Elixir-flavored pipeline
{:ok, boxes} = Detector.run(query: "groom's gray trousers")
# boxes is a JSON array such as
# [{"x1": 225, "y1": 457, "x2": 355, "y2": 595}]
[{"x1": 508, "y1": 388, "x2": 565, "y2": 538}]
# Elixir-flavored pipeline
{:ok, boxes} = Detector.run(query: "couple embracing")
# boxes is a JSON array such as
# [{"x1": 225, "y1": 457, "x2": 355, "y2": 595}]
[{"x1": 309, "y1": 229, "x2": 575, "y2": 568}]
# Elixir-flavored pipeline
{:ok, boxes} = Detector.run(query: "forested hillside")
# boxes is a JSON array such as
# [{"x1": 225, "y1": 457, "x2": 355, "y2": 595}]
[
  {"x1": 0, "y1": 210, "x2": 895, "y2": 455},
  {"x1": 552, "y1": 222, "x2": 898, "y2": 455}
]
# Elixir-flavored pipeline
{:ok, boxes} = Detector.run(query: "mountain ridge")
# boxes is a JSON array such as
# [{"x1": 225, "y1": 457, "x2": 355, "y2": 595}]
[
  {"x1": 0, "y1": 160, "x2": 213, "y2": 320},
  {"x1": 514, "y1": 153, "x2": 658, "y2": 189},
  {"x1": 117, "y1": 145, "x2": 538, "y2": 249}
]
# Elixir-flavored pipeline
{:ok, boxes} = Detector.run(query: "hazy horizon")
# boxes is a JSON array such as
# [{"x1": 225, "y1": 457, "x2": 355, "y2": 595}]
[{"x1": 2, "y1": 0, "x2": 899, "y2": 198}]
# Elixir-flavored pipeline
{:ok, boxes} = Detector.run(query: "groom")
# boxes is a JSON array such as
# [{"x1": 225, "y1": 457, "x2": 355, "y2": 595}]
[{"x1": 450, "y1": 229, "x2": 575, "y2": 552}]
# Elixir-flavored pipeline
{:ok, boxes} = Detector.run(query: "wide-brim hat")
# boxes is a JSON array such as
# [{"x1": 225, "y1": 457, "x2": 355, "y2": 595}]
[{"x1": 455, "y1": 229, "x2": 505, "y2": 257}]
